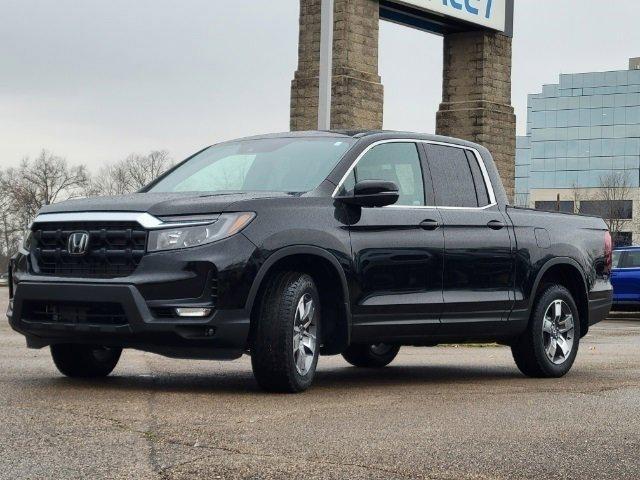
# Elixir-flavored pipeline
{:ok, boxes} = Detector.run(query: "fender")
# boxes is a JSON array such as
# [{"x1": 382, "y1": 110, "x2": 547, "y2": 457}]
[
  {"x1": 244, "y1": 244, "x2": 352, "y2": 326},
  {"x1": 528, "y1": 257, "x2": 588, "y2": 311}
]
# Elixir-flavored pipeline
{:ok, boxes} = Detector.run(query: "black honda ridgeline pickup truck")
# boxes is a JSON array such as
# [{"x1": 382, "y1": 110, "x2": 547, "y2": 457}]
[{"x1": 7, "y1": 131, "x2": 613, "y2": 392}]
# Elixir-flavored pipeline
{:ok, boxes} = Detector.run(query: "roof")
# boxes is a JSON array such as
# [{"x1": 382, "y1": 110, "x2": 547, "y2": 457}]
[{"x1": 225, "y1": 130, "x2": 486, "y2": 150}]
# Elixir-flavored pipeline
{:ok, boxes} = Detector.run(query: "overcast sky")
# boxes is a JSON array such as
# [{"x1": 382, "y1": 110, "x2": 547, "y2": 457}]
[{"x1": 1, "y1": 0, "x2": 639, "y2": 169}]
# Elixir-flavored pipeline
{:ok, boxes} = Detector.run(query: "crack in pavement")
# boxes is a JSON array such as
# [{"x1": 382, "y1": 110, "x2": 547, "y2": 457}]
[
  {"x1": 153, "y1": 438, "x2": 442, "y2": 480},
  {"x1": 45, "y1": 377, "x2": 640, "y2": 479},
  {"x1": 47, "y1": 405, "x2": 416, "y2": 478},
  {"x1": 142, "y1": 356, "x2": 170, "y2": 480}
]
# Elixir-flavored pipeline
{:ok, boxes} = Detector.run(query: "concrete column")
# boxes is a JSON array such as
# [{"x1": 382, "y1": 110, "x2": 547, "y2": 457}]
[
  {"x1": 436, "y1": 31, "x2": 516, "y2": 201},
  {"x1": 290, "y1": 0, "x2": 384, "y2": 131}
]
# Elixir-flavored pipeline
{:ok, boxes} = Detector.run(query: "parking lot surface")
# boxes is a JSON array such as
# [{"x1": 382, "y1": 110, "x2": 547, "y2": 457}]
[{"x1": 1, "y1": 288, "x2": 639, "y2": 479}]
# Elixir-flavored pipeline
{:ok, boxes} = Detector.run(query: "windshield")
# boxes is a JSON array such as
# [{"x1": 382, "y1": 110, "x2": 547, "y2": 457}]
[{"x1": 147, "y1": 137, "x2": 355, "y2": 194}]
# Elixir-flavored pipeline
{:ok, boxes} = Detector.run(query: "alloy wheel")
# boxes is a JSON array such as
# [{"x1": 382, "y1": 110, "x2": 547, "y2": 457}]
[
  {"x1": 293, "y1": 293, "x2": 317, "y2": 375},
  {"x1": 542, "y1": 299, "x2": 575, "y2": 365}
]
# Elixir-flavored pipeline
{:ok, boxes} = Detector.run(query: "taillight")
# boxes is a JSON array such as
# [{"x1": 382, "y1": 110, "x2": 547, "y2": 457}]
[{"x1": 604, "y1": 231, "x2": 612, "y2": 273}]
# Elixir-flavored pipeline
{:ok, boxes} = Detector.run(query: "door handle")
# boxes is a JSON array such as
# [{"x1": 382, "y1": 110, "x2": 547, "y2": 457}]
[
  {"x1": 487, "y1": 220, "x2": 506, "y2": 230},
  {"x1": 420, "y1": 219, "x2": 441, "y2": 231}
]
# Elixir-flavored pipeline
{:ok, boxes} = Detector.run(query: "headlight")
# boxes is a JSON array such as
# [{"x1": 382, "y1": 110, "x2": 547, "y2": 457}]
[{"x1": 147, "y1": 212, "x2": 255, "y2": 252}]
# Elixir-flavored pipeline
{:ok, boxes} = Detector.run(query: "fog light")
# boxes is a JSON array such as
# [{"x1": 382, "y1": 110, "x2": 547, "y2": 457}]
[{"x1": 175, "y1": 307, "x2": 212, "y2": 318}]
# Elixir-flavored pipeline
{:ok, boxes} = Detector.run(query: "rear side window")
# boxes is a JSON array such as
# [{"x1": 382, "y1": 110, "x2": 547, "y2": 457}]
[{"x1": 425, "y1": 145, "x2": 490, "y2": 208}]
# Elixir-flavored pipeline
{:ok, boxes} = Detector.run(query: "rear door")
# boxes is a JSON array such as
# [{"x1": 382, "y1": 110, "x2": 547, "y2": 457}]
[
  {"x1": 340, "y1": 141, "x2": 445, "y2": 342},
  {"x1": 422, "y1": 143, "x2": 515, "y2": 335}
]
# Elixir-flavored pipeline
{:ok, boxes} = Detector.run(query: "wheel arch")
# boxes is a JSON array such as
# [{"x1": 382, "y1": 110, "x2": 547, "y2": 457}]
[
  {"x1": 529, "y1": 258, "x2": 589, "y2": 338},
  {"x1": 246, "y1": 246, "x2": 352, "y2": 354}
]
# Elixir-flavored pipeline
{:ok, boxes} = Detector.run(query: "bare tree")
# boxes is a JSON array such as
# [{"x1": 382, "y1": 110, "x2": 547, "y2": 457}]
[
  {"x1": 593, "y1": 172, "x2": 633, "y2": 240},
  {"x1": 89, "y1": 150, "x2": 174, "y2": 196},
  {"x1": 0, "y1": 171, "x2": 27, "y2": 271},
  {"x1": 0, "y1": 150, "x2": 89, "y2": 223},
  {"x1": 0, "y1": 210, "x2": 21, "y2": 271},
  {"x1": 85, "y1": 163, "x2": 133, "y2": 197},
  {"x1": 125, "y1": 150, "x2": 173, "y2": 190}
]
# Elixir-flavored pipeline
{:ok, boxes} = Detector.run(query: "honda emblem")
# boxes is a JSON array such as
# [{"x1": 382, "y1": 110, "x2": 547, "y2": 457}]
[{"x1": 67, "y1": 232, "x2": 90, "y2": 255}]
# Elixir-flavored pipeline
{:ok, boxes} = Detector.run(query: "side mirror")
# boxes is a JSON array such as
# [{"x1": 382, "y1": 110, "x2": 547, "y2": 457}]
[{"x1": 337, "y1": 180, "x2": 399, "y2": 208}]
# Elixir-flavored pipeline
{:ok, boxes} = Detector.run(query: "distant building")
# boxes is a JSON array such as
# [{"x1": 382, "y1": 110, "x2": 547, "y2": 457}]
[{"x1": 516, "y1": 58, "x2": 640, "y2": 246}]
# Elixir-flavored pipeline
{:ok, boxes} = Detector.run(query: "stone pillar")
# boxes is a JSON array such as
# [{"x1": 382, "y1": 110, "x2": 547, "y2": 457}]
[
  {"x1": 290, "y1": 0, "x2": 384, "y2": 131},
  {"x1": 436, "y1": 31, "x2": 516, "y2": 201}
]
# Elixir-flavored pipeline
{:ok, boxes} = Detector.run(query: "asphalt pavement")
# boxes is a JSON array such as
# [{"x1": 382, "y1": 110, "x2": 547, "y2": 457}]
[{"x1": 1, "y1": 288, "x2": 639, "y2": 479}]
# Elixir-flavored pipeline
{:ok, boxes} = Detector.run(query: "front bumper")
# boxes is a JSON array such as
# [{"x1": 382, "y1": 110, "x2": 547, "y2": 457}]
[
  {"x1": 8, "y1": 282, "x2": 250, "y2": 359},
  {"x1": 7, "y1": 234, "x2": 260, "y2": 359}
]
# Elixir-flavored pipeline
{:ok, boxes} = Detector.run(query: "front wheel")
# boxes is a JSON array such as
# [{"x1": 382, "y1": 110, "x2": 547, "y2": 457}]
[
  {"x1": 250, "y1": 272, "x2": 321, "y2": 393},
  {"x1": 50, "y1": 344, "x2": 122, "y2": 378},
  {"x1": 511, "y1": 284, "x2": 580, "y2": 378},
  {"x1": 342, "y1": 343, "x2": 400, "y2": 368}
]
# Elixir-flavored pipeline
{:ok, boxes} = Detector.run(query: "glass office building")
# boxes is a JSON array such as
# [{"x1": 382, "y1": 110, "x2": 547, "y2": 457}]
[{"x1": 516, "y1": 58, "x2": 640, "y2": 205}]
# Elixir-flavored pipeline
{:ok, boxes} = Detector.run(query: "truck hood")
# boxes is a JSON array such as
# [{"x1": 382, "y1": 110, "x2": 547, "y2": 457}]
[{"x1": 38, "y1": 191, "x2": 295, "y2": 217}]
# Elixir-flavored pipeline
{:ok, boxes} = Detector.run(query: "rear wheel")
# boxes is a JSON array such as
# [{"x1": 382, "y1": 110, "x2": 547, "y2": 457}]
[
  {"x1": 511, "y1": 284, "x2": 580, "y2": 378},
  {"x1": 342, "y1": 343, "x2": 400, "y2": 368},
  {"x1": 50, "y1": 344, "x2": 122, "y2": 378},
  {"x1": 250, "y1": 272, "x2": 321, "y2": 393}
]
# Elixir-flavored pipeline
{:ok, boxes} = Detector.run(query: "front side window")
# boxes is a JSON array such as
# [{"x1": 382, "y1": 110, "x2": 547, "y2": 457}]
[
  {"x1": 426, "y1": 145, "x2": 491, "y2": 208},
  {"x1": 339, "y1": 143, "x2": 426, "y2": 207},
  {"x1": 148, "y1": 137, "x2": 355, "y2": 193}
]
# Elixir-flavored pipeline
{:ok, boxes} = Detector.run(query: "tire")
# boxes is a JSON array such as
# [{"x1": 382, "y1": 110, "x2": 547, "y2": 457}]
[
  {"x1": 250, "y1": 272, "x2": 321, "y2": 393},
  {"x1": 342, "y1": 343, "x2": 400, "y2": 368},
  {"x1": 511, "y1": 284, "x2": 581, "y2": 378},
  {"x1": 50, "y1": 344, "x2": 122, "y2": 378}
]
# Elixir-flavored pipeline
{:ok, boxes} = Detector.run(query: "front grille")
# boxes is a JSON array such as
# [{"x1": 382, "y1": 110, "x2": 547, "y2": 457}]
[
  {"x1": 31, "y1": 222, "x2": 147, "y2": 278},
  {"x1": 23, "y1": 300, "x2": 128, "y2": 326}
]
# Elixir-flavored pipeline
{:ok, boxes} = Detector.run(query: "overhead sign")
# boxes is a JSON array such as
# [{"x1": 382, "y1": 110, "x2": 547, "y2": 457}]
[{"x1": 390, "y1": 0, "x2": 509, "y2": 33}]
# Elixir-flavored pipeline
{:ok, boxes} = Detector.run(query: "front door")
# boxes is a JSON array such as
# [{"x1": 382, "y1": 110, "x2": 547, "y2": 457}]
[
  {"x1": 611, "y1": 249, "x2": 640, "y2": 305},
  {"x1": 340, "y1": 141, "x2": 445, "y2": 342},
  {"x1": 422, "y1": 143, "x2": 514, "y2": 336}
]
